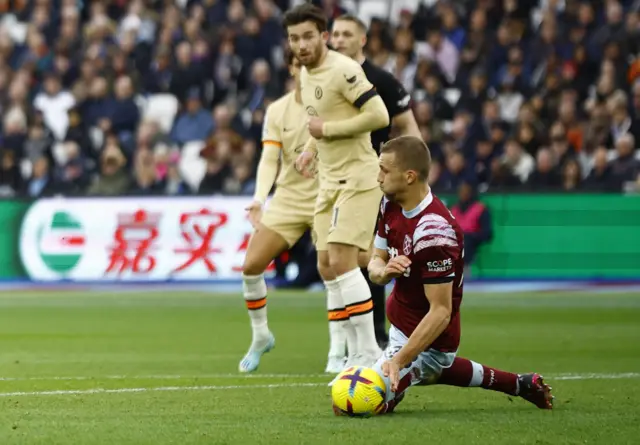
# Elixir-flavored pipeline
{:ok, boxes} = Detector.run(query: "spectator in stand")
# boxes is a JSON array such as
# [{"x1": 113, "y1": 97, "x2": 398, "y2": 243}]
[
  {"x1": 163, "y1": 152, "x2": 190, "y2": 196},
  {"x1": 26, "y1": 156, "x2": 56, "y2": 198},
  {"x1": 610, "y1": 133, "x2": 639, "y2": 191},
  {"x1": 450, "y1": 181, "x2": 492, "y2": 271},
  {"x1": 561, "y1": 158, "x2": 583, "y2": 192},
  {"x1": 0, "y1": 150, "x2": 21, "y2": 197},
  {"x1": 33, "y1": 74, "x2": 75, "y2": 142},
  {"x1": 86, "y1": 142, "x2": 130, "y2": 196},
  {"x1": 504, "y1": 139, "x2": 535, "y2": 184},
  {"x1": 527, "y1": 147, "x2": 561, "y2": 190},
  {"x1": 130, "y1": 149, "x2": 163, "y2": 195},
  {"x1": 439, "y1": 150, "x2": 476, "y2": 192},
  {"x1": 170, "y1": 88, "x2": 215, "y2": 146}
]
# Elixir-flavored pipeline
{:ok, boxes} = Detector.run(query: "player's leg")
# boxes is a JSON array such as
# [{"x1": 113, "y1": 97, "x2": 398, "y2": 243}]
[
  {"x1": 314, "y1": 197, "x2": 355, "y2": 372},
  {"x1": 238, "y1": 224, "x2": 289, "y2": 372},
  {"x1": 328, "y1": 188, "x2": 383, "y2": 366},
  {"x1": 358, "y1": 248, "x2": 388, "y2": 349},
  {"x1": 428, "y1": 357, "x2": 554, "y2": 409},
  {"x1": 317, "y1": 250, "x2": 351, "y2": 373},
  {"x1": 369, "y1": 325, "x2": 455, "y2": 414}
]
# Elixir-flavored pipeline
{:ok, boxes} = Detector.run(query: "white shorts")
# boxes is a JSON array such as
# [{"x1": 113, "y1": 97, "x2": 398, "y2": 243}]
[{"x1": 373, "y1": 325, "x2": 457, "y2": 403}]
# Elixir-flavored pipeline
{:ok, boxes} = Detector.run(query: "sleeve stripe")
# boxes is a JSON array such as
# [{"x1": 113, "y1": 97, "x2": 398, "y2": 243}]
[
  {"x1": 423, "y1": 276, "x2": 455, "y2": 284},
  {"x1": 416, "y1": 228, "x2": 457, "y2": 240},
  {"x1": 414, "y1": 237, "x2": 458, "y2": 253},
  {"x1": 262, "y1": 140, "x2": 283, "y2": 148},
  {"x1": 353, "y1": 88, "x2": 378, "y2": 108},
  {"x1": 374, "y1": 234, "x2": 387, "y2": 250}
]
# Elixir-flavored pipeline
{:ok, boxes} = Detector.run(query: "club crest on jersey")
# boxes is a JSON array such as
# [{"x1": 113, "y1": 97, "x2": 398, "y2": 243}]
[
  {"x1": 315, "y1": 86, "x2": 323, "y2": 99},
  {"x1": 403, "y1": 234, "x2": 412, "y2": 255},
  {"x1": 306, "y1": 106, "x2": 318, "y2": 116}
]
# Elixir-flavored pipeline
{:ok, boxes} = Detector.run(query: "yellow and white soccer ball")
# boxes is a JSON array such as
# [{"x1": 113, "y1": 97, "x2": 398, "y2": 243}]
[{"x1": 331, "y1": 366, "x2": 387, "y2": 417}]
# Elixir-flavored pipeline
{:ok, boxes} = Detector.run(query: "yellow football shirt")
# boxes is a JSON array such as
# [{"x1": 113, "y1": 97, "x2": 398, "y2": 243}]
[{"x1": 300, "y1": 50, "x2": 380, "y2": 191}]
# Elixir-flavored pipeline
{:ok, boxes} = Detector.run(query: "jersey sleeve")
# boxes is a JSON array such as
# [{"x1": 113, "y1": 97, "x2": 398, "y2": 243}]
[
  {"x1": 261, "y1": 104, "x2": 282, "y2": 149},
  {"x1": 378, "y1": 73, "x2": 411, "y2": 118},
  {"x1": 336, "y1": 57, "x2": 378, "y2": 109},
  {"x1": 413, "y1": 213, "x2": 459, "y2": 284},
  {"x1": 374, "y1": 197, "x2": 388, "y2": 250}
]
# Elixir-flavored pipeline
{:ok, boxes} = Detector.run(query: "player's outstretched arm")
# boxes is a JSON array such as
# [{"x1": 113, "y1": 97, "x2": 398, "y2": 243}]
[
  {"x1": 246, "y1": 142, "x2": 280, "y2": 227},
  {"x1": 391, "y1": 283, "x2": 453, "y2": 369},
  {"x1": 253, "y1": 143, "x2": 280, "y2": 204},
  {"x1": 367, "y1": 247, "x2": 390, "y2": 285}
]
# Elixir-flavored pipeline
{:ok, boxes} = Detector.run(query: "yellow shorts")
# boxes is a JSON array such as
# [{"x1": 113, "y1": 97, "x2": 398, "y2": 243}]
[
  {"x1": 313, "y1": 187, "x2": 383, "y2": 251},
  {"x1": 261, "y1": 192, "x2": 315, "y2": 247}
]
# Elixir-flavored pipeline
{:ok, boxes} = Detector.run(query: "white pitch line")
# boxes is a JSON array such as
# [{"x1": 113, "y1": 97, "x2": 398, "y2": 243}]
[
  {"x1": 0, "y1": 372, "x2": 638, "y2": 383},
  {"x1": 0, "y1": 382, "x2": 325, "y2": 397},
  {"x1": 0, "y1": 372, "x2": 640, "y2": 398},
  {"x1": 0, "y1": 373, "x2": 328, "y2": 382},
  {"x1": 0, "y1": 373, "x2": 637, "y2": 398},
  {"x1": 552, "y1": 372, "x2": 640, "y2": 381}
]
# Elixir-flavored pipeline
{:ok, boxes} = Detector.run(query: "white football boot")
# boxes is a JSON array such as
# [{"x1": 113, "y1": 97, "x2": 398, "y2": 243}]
[
  {"x1": 238, "y1": 332, "x2": 275, "y2": 373},
  {"x1": 325, "y1": 355, "x2": 347, "y2": 374}
]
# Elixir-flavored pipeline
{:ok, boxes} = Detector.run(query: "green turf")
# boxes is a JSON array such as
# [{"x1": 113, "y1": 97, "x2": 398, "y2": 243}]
[{"x1": 0, "y1": 290, "x2": 639, "y2": 445}]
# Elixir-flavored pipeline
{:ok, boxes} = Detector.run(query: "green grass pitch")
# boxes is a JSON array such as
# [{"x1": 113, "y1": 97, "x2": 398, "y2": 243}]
[{"x1": 0, "y1": 289, "x2": 639, "y2": 445}]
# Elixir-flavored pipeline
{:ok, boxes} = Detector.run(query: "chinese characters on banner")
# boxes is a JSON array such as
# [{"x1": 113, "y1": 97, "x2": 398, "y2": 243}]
[
  {"x1": 104, "y1": 207, "x2": 275, "y2": 277},
  {"x1": 106, "y1": 210, "x2": 160, "y2": 275}
]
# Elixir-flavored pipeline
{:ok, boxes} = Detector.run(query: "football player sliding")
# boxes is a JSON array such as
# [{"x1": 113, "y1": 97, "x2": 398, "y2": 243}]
[{"x1": 358, "y1": 135, "x2": 553, "y2": 414}]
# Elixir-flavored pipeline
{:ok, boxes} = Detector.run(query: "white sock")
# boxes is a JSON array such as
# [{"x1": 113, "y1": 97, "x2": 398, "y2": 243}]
[
  {"x1": 325, "y1": 279, "x2": 347, "y2": 358},
  {"x1": 337, "y1": 268, "x2": 379, "y2": 356},
  {"x1": 469, "y1": 361, "x2": 484, "y2": 387},
  {"x1": 344, "y1": 321, "x2": 358, "y2": 359},
  {"x1": 242, "y1": 273, "x2": 270, "y2": 349}
]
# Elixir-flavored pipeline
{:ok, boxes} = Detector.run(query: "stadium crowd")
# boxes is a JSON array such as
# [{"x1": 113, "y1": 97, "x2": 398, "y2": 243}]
[{"x1": 0, "y1": 0, "x2": 639, "y2": 198}]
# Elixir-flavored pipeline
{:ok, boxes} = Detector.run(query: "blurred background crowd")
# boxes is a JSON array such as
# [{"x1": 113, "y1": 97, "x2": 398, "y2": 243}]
[{"x1": 0, "y1": 0, "x2": 639, "y2": 199}]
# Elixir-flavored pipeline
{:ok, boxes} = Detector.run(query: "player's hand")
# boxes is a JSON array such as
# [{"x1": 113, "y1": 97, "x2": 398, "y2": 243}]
[
  {"x1": 381, "y1": 360, "x2": 401, "y2": 392},
  {"x1": 295, "y1": 151, "x2": 316, "y2": 178},
  {"x1": 245, "y1": 200, "x2": 263, "y2": 229},
  {"x1": 307, "y1": 117, "x2": 324, "y2": 138},
  {"x1": 383, "y1": 255, "x2": 411, "y2": 280}
]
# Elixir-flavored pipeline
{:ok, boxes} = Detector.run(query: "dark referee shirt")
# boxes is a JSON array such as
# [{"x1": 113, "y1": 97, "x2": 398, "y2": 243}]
[{"x1": 361, "y1": 59, "x2": 412, "y2": 153}]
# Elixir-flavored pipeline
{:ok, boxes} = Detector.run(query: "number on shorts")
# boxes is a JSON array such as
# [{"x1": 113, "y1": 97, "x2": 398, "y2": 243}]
[{"x1": 331, "y1": 206, "x2": 339, "y2": 230}]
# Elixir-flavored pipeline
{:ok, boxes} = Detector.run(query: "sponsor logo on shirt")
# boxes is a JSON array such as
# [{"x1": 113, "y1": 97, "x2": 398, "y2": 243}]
[
  {"x1": 427, "y1": 258, "x2": 453, "y2": 273},
  {"x1": 344, "y1": 74, "x2": 357, "y2": 83}
]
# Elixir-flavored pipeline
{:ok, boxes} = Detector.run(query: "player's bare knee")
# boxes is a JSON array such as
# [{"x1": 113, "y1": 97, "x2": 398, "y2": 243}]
[
  {"x1": 328, "y1": 256, "x2": 357, "y2": 277},
  {"x1": 242, "y1": 251, "x2": 269, "y2": 276},
  {"x1": 328, "y1": 246, "x2": 359, "y2": 276},
  {"x1": 242, "y1": 260, "x2": 264, "y2": 277},
  {"x1": 317, "y1": 262, "x2": 335, "y2": 282},
  {"x1": 317, "y1": 251, "x2": 335, "y2": 281}
]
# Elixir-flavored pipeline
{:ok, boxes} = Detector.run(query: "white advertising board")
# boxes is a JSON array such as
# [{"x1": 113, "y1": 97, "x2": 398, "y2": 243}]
[{"x1": 19, "y1": 197, "x2": 263, "y2": 282}]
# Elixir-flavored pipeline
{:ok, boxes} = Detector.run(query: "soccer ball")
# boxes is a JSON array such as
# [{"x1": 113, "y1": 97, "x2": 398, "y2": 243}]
[{"x1": 331, "y1": 366, "x2": 387, "y2": 417}]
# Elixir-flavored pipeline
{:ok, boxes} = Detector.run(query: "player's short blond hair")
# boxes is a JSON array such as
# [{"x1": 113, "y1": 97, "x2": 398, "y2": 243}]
[
  {"x1": 380, "y1": 136, "x2": 431, "y2": 181},
  {"x1": 334, "y1": 14, "x2": 367, "y2": 34}
]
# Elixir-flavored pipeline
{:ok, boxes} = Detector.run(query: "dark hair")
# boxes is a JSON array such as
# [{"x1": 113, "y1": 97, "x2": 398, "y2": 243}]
[
  {"x1": 283, "y1": 3, "x2": 328, "y2": 33},
  {"x1": 334, "y1": 14, "x2": 367, "y2": 33},
  {"x1": 380, "y1": 136, "x2": 431, "y2": 181}
]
